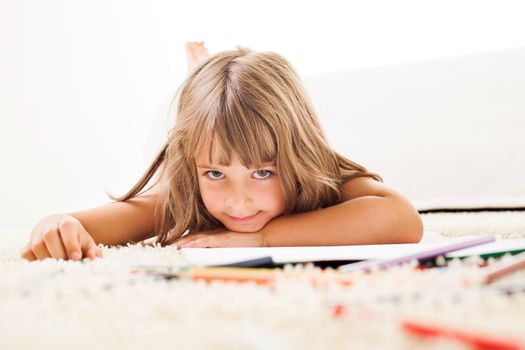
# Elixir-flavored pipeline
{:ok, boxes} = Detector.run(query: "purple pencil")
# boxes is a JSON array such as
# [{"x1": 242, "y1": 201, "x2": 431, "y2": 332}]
[{"x1": 338, "y1": 235, "x2": 496, "y2": 272}]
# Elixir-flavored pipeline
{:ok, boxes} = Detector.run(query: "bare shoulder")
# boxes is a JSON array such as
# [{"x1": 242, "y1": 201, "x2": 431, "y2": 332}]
[
  {"x1": 341, "y1": 176, "x2": 399, "y2": 201},
  {"x1": 342, "y1": 176, "x2": 423, "y2": 243}
]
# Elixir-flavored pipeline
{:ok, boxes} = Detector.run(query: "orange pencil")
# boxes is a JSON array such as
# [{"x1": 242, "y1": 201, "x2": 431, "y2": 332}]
[{"x1": 130, "y1": 266, "x2": 354, "y2": 287}]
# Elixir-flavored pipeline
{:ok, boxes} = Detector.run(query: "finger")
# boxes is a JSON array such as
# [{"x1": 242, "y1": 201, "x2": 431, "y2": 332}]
[
  {"x1": 58, "y1": 219, "x2": 82, "y2": 260},
  {"x1": 86, "y1": 248, "x2": 96, "y2": 260},
  {"x1": 42, "y1": 229, "x2": 68, "y2": 260},
  {"x1": 177, "y1": 230, "x2": 224, "y2": 248},
  {"x1": 87, "y1": 245, "x2": 103, "y2": 259},
  {"x1": 79, "y1": 233, "x2": 99, "y2": 260},
  {"x1": 95, "y1": 248, "x2": 103, "y2": 258},
  {"x1": 21, "y1": 243, "x2": 37, "y2": 261},
  {"x1": 172, "y1": 234, "x2": 197, "y2": 249},
  {"x1": 183, "y1": 236, "x2": 214, "y2": 248},
  {"x1": 175, "y1": 234, "x2": 206, "y2": 249},
  {"x1": 180, "y1": 240, "x2": 200, "y2": 248},
  {"x1": 31, "y1": 240, "x2": 52, "y2": 260},
  {"x1": 174, "y1": 239, "x2": 195, "y2": 249},
  {"x1": 172, "y1": 238, "x2": 187, "y2": 249}
]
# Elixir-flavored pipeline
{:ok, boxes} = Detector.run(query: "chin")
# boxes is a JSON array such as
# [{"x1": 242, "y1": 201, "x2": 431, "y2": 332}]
[
  {"x1": 223, "y1": 219, "x2": 270, "y2": 233},
  {"x1": 224, "y1": 225, "x2": 261, "y2": 233}
]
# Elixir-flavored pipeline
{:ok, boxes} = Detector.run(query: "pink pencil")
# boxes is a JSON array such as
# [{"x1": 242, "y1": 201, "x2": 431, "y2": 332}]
[{"x1": 483, "y1": 251, "x2": 525, "y2": 284}]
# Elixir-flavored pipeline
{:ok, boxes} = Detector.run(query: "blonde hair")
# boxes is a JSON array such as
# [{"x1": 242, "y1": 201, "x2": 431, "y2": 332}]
[{"x1": 111, "y1": 46, "x2": 382, "y2": 245}]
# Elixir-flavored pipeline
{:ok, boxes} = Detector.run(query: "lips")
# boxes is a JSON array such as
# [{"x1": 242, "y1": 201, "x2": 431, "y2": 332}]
[{"x1": 228, "y1": 211, "x2": 260, "y2": 222}]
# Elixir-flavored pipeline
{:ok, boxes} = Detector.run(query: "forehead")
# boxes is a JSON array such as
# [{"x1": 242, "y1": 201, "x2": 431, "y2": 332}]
[
  {"x1": 194, "y1": 138, "x2": 221, "y2": 163},
  {"x1": 195, "y1": 138, "x2": 276, "y2": 168},
  {"x1": 195, "y1": 144, "x2": 230, "y2": 164},
  {"x1": 195, "y1": 148, "x2": 272, "y2": 166}
]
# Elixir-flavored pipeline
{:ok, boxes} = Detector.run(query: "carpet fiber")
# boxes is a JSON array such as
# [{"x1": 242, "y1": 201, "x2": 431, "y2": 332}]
[{"x1": 1, "y1": 211, "x2": 525, "y2": 349}]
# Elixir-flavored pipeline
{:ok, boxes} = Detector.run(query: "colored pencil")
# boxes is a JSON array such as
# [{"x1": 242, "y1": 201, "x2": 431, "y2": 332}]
[
  {"x1": 402, "y1": 320, "x2": 522, "y2": 350},
  {"x1": 338, "y1": 235, "x2": 495, "y2": 272},
  {"x1": 130, "y1": 266, "x2": 354, "y2": 286},
  {"x1": 483, "y1": 251, "x2": 525, "y2": 284}
]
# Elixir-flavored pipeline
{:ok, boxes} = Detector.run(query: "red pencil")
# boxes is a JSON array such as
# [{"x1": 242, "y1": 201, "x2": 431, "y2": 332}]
[{"x1": 401, "y1": 320, "x2": 522, "y2": 350}]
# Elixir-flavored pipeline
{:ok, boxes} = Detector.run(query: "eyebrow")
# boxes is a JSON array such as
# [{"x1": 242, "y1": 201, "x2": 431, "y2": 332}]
[
  {"x1": 196, "y1": 164, "x2": 219, "y2": 169},
  {"x1": 196, "y1": 162, "x2": 276, "y2": 169}
]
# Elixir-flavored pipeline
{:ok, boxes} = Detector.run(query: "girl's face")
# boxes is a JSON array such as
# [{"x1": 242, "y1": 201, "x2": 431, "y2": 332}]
[{"x1": 196, "y1": 150, "x2": 286, "y2": 233}]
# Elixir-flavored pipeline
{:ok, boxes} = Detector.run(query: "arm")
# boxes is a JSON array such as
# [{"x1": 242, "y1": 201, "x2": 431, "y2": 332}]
[
  {"x1": 68, "y1": 185, "x2": 163, "y2": 246},
  {"x1": 261, "y1": 177, "x2": 423, "y2": 246}
]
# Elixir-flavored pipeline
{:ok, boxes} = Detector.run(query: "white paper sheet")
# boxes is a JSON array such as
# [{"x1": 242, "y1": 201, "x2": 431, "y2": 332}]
[{"x1": 180, "y1": 235, "x2": 525, "y2": 267}]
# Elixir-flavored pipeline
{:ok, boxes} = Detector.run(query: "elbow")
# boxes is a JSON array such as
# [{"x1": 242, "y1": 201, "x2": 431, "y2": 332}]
[
  {"x1": 387, "y1": 196, "x2": 424, "y2": 244},
  {"x1": 404, "y1": 211, "x2": 424, "y2": 243}
]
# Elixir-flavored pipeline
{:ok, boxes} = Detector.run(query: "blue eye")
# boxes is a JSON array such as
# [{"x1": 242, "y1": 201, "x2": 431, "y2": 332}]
[
  {"x1": 206, "y1": 171, "x2": 224, "y2": 179},
  {"x1": 204, "y1": 169, "x2": 274, "y2": 180},
  {"x1": 253, "y1": 170, "x2": 273, "y2": 179}
]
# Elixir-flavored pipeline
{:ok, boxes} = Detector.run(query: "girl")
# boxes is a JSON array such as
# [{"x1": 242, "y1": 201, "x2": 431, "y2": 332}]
[{"x1": 21, "y1": 42, "x2": 423, "y2": 261}]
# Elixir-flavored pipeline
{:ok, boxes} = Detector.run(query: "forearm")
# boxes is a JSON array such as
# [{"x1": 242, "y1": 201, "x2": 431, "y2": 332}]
[
  {"x1": 261, "y1": 195, "x2": 423, "y2": 247},
  {"x1": 68, "y1": 190, "x2": 161, "y2": 246}
]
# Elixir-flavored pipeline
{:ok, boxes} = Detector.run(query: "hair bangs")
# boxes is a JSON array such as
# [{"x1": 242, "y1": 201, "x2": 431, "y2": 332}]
[{"x1": 193, "y1": 86, "x2": 278, "y2": 169}]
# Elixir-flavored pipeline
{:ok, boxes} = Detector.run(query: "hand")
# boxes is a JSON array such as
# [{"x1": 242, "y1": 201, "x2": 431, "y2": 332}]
[
  {"x1": 172, "y1": 228, "x2": 266, "y2": 249},
  {"x1": 21, "y1": 214, "x2": 103, "y2": 261}
]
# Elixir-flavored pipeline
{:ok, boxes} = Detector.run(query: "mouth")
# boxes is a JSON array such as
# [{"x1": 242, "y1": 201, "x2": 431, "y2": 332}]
[{"x1": 227, "y1": 211, "x2": 260, "y2": 223}]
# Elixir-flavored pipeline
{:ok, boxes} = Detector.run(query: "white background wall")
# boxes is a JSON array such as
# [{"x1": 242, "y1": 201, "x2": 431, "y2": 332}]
[{"x1": 2, "y1": 0, "x2": 525, "y2": 230}]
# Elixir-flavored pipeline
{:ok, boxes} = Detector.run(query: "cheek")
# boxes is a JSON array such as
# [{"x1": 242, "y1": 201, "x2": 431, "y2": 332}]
[
  {"x1": 258, "y1": 183, "x2": 286, "y2": 212},
  {"x1": 198, "y1": 182, "x2": 220, "y2": 211},
  {"x1": 275, "y1": 181, "x2": 287, "y2": 212}
]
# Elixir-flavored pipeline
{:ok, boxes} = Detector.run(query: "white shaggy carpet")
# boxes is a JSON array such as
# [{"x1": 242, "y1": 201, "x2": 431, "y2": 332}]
[{"x1": 1, "y1": 211, "x2": 525, "y2": 350}]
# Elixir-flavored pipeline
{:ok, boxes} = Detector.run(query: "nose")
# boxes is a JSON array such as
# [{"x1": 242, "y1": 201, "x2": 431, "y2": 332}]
[{"x1": 224, "y1": 185, "x2": 253, "y2": 212}]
